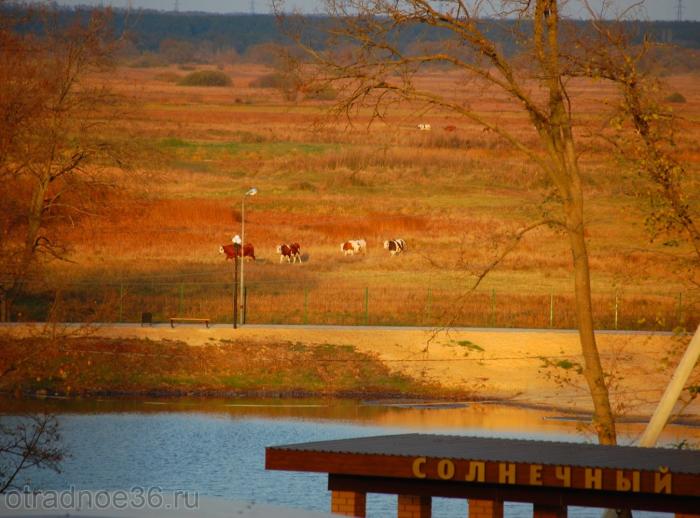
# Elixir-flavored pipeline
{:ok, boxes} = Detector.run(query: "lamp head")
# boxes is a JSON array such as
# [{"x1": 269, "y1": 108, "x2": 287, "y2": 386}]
[{"x1": 245, "y1": 188, "x2": 258, "y2": 197}]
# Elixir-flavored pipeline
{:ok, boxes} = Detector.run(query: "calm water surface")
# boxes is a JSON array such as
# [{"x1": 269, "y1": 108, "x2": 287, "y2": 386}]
[{"x1": 3, "y1": 397, "x2": 698, "y2": 517}]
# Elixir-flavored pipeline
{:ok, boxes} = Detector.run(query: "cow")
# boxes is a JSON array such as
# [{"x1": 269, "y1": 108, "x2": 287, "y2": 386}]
[
  {"x1": 383, "y1": 238, "x2": 406, "y2": 256},
  {"x1": 340, "y1": 239, "x2": 367, "y2": 256},
  {"x1": 417, "y1": 123, "x2": 431, "y2": 131},
  {"x1": 276, "y1": 242, "x2": 302, "y2": 263},
  {"x1": 219, "y1": 242, "x2": 255, "y2": 261}
]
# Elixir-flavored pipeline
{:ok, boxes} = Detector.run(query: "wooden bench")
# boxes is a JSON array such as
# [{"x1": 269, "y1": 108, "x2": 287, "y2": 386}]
[{"x1": 169, "y1": 317, "x2": 210, "y2": 328}]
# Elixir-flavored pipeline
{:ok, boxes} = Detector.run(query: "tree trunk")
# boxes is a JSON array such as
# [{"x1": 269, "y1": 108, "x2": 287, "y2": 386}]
[
  {"x1": 22, "y1": 175, "x2": 49, "y2": 274},
  {"x1": 534, "y1": 0, "x2": 617, "y2": 445},
  {"x1": 565, "y1": 194, "x2": 617, "y2": 445},
  {"x1": 5, "y1": 174, "x2": 50, "y2": 318}
]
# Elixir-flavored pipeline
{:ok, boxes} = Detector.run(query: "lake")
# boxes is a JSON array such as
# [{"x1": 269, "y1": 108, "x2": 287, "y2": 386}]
[{"x1": 2, "y1": 397, "x2": 698, "y2": 517}]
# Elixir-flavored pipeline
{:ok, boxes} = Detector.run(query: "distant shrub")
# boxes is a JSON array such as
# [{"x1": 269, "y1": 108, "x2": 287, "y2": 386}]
[
  {"x1": 177, "y1": 70, "x2": 232, "y2": 87},
  {"x1": 250, "y1": 72, "x2": 300, "y2": 101},
  {"x1": 665, "y1": 92, "x2": 687, "y2": 103}
]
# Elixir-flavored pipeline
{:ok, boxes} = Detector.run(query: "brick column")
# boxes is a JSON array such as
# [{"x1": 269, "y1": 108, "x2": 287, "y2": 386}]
[
  {"x1": 330, "y1": 490, "x2": 366, "y2": 517},
  {"x1": 533, "y1": 503, "x2": 567, "y2": 518},
  {"x1": 468, "y1": 499, "x2": 504, "y2": 518},
  {"x1": 397, "y1": 494, "x2": 431, "y2": 518}
]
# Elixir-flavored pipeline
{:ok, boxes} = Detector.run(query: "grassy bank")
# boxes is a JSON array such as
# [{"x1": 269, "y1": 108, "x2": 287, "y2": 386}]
[{"x1": 0, "y1": 335, "x2": 455, "y2": 399}]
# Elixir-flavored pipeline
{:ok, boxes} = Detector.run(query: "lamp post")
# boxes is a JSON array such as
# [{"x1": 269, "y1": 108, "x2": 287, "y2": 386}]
[
  {"x1": 239, "y1": 188, "x2": 257, "y2": 325},
  {"x1": 232, "y1": 234, "x2": 241, "y2": 329}
]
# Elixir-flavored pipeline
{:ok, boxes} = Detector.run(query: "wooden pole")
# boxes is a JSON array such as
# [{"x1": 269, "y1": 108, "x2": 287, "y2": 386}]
[
  {"x1": 243, "y1": 287, "x2": 248, "y2": 324},
  {"x1": 426, "y1": 288, "x2": 432, "y2": 326},
  {"x1": 638, "y1": 324, "x2": 700, "y2": 447},
  {"x1": 549, "y1": 290, "x2": 554, "y2": 328},
  {"x1": 239, "y1": 198, "x2": 245, "y2": 326},
  {"x1": 364, "y1": 287, "x2": 369, "y2": 325},
  {"x1": 233, "y1": 254, "x2": 238, "y2": 329}
]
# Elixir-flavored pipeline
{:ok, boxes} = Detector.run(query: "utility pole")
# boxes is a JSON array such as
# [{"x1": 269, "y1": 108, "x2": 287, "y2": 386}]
[
  {"x1": 232, "y1": 235, "x2": 241, "y2": 329},
  {"x1": 250, "y1": 0, "x2": 255, "y2": 15},
  {"x1": 239, "y1": 188, "x2": 257, "y2": 326},
  {"x1": 676, "y1": 0, "x2": 684, "y2": 22},
  {"x1": 174, "y1": 0, "x2": 180, "y2": 12}
]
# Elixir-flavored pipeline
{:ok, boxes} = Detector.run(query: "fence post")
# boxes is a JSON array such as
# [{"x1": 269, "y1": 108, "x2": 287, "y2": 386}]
[
  {"x1": 179, "y1": 282, "x2": 184, "y2": 317},
  {"x1": 490, "y1": 289, "x2": 496, "y2": 327},
  {"x1": 549, "y1": 290, "x2": 554, "y2": 329},
  {"x1": 614, "y1": 291, "x2": 619, "y2": 330},
  {"x1": 677, "y1": 292, "x2": 683, "y2": 326},
  {"x1": 364, "y1": 287, "x2": 369, "y2": 326},
  {"x1": 119, "y1": 282, "x2": 124, "y2": 323},
  {"x1": 303, "y1": 286, "x2": 309, "y2": 325},
  {"x1": 426, "y1": 288, "x2": 432, "y2": 326},
  {"x1": 243, "y1": 287, "x2": 248, "y2": 324}
]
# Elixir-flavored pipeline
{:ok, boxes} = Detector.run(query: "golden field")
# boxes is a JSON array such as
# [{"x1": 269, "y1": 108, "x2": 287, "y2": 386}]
[{"x1": 26, "y1": 63, "x2": 700, "y2": 329}]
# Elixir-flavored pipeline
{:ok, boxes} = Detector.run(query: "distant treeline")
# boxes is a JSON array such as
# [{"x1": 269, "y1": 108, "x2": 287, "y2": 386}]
[{"x1": 5, "y1": 5, "x2": 700, "y2": 57}]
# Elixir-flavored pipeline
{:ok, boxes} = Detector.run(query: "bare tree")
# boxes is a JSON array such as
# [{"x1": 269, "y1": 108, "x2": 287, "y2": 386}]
[
  {"x1": 0, "y1": 414, "x2": 64, "y2": 493},
  {"x1": 279, "y1": 0, "x2": 620, "y2": 443},
  {"x1": 0, "y1": 5, "x2": 129, "y2": 321},
  {"x1": 567, "y1": 3, "x2": 700, "y2": 269}
]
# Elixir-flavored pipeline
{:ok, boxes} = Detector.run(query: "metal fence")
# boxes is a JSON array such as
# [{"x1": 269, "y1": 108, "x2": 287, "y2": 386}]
[{"x1": 7, "y1": 279, "x2": 697, "y2": 331}]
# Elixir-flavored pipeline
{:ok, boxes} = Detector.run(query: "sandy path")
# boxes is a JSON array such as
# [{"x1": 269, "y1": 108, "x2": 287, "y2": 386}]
[{"x1": 4, "y1": 324, "x2": 697, "y2": 417}]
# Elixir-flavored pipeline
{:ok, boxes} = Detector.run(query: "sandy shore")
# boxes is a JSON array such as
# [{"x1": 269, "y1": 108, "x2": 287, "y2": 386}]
[{"x1": 4, "y1": 323, "x2": 697, "y2": 418}]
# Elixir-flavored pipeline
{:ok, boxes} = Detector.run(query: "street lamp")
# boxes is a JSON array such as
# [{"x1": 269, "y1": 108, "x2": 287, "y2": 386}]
[
  {"x1": 239, "y1": 188, "x2": 257, "y2": 325},
  {"x1": 232, "y1": 234, "x2": 241, "y2": 329}
]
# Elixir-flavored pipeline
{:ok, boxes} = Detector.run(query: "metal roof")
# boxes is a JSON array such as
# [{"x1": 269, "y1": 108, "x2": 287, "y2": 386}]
[{"x1": 271, "y1": 433, "x2": 700, "y2": 474}]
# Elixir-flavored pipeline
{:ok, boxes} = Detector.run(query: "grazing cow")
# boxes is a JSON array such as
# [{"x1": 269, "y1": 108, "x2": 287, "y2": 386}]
[
  {"x1": 276, "y1": 242, "x2": 302, "y2": 263},
  {"x1": 219, "y1": 242, "x2": 255, "y2": 261},
  {"x1": 383, "y1": 238, "x2": 406, "y2": 256},
  {"x1": 340, "y1": 239, "x2": 367, "y2": 256},
  {"x1": 417, "y1": 123, "x2": 431, "y2": 131},
  {"x1": 241, "y1": 243, "x2": 255, "y2": 261}
]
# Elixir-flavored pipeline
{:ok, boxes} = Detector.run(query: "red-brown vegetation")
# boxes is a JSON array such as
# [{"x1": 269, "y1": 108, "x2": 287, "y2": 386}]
[{"x1": 7, "y1": 64, "x2": 698, "y2": 330}]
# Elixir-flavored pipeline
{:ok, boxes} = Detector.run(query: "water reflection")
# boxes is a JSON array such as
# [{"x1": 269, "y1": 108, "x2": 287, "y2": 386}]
[
  {"x1": 2, "y1": 397, "x2": 696, "y2": 445},
  {"x1": 1, "y1": 397, "x2": 697, "y2": 518}
]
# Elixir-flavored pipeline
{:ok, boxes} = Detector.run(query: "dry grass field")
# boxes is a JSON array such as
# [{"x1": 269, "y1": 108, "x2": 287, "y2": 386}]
[{"x1": 22, "y1": 63, "x2": 700, "y2": 329}]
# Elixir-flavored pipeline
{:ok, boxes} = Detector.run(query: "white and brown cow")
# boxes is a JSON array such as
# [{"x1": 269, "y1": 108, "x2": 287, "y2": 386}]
[
  {"x1": 276, "y1": 242, "x2": 302, "y2": 263},
  {"x1": 219, "y1": 242, "x2": 255, "y2": 261},
  {"x1": 340, "y1": 239, "x2": 367, "y2": 256},
  {"x1": 383, "y1": 238, "x2": 406, "y2": 256}
]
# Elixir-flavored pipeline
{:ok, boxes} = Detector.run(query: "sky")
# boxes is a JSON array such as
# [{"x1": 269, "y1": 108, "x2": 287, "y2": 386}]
[{"x1": 46, "y1": 0, "x2": 700, "y2": 20}]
